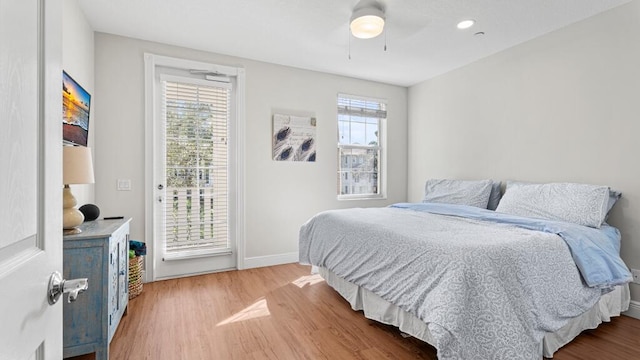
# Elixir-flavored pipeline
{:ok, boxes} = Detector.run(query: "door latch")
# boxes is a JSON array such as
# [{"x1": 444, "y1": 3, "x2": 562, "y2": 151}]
[{"x1": 48, "y1": 271, "x2": 89, "y2": 305}]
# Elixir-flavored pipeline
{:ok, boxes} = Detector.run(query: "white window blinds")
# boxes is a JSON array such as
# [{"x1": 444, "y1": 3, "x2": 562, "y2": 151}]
[
  {"x1": 161, "y1": 78, "x2": 231, "y2": 256},
  {"x1": 337, "y1": 95, "x2": 387, "y2": 119}
]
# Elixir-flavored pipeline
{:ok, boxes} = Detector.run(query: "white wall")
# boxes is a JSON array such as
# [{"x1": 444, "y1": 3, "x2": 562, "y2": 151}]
[
  {"x1": 408, "y1": 1, "x2": 640, "y2": 301},
  {"x1": 62, "y1": 0, "x2": 94, "y2": 206},
  {"x1": 94, "y1": 33, "x2": 407, "y2": 268}
]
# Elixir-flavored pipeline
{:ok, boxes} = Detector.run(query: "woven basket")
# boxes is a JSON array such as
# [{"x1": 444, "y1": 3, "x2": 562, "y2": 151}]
[{"x1": 129, "y1": 256, "x2": 144, "y2": 299}]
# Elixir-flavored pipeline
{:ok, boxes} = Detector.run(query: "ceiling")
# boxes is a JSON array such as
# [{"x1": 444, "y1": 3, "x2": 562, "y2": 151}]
[{"x1": 78, "y1": 0, "x2": 630, "y2": 87}]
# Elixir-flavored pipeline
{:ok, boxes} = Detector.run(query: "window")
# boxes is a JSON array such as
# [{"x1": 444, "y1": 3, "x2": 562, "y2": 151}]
[{"x1": 337, "y1": 94, "x2": 386, "y2": 199}]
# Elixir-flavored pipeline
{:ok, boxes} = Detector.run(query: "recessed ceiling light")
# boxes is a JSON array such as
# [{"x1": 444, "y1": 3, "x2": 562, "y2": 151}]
[{"x1": 457, "y1": 19, "x2": 475, "y2": 29}]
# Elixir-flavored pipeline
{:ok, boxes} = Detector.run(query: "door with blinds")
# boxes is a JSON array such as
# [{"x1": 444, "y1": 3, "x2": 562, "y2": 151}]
[{"x1": 154, "y1": 71, "x2": 236, "y2": 279}]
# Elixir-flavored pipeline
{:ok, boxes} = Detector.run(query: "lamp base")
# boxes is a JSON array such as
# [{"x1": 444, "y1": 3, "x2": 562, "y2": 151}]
[
  {"x1": 63, "y1": 185, "x2": 85, "y2": 234},
  {"x1": 63, "y1": 227, "x2": 82, "y2": 235}
]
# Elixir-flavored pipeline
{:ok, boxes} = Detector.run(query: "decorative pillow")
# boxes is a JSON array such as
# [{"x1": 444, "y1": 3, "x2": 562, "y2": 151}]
[
  {"x1": 496, "y1": 182, "x2": 609, "y2": 228},
  {"x1": 423, "y1": 179, "x2": 493, "y2": 208},
  {"x1": 487, "y1": 181, "x2": 502, "y2": 211}
]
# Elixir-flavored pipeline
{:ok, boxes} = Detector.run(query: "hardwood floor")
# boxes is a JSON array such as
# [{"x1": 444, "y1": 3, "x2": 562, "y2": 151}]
[{"x1": 69, "y1": 263, "x2": 640, "y2": 360}]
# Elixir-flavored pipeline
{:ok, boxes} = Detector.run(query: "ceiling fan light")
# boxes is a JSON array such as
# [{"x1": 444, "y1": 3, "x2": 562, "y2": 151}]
[{"x1": 350, "y1": 7, "x2": 385, "y2": 39}]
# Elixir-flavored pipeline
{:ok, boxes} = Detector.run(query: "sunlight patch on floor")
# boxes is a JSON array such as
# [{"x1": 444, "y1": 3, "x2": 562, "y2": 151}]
[
  {"x1": 217, "y1": 298, "x2": 270, "y2": 326},
  {"x1": 291, "y1": 274, "x2": 324, "y2": 288}
]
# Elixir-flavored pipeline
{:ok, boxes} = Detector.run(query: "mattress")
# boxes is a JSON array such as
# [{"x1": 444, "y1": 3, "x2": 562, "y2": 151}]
[{"x1": 317, "y1": 266, "x2": 630, "y2": 358}]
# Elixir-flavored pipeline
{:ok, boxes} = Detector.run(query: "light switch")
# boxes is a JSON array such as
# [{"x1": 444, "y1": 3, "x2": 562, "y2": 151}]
[{"x1": 117, "y1": 179, "x2": 132, "y2": 191}]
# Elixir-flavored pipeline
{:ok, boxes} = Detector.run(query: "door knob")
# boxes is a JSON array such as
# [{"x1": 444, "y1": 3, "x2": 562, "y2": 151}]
[{"x1": 48, "y1": 271, "x2": 89, "y2": 305}]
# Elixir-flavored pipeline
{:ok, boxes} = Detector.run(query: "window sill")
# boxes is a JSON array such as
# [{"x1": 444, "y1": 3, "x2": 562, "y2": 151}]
[
  {"x1": 163, "y1": 248, "x2": 232, "y2": 261},
  {"x1": 337, "y1": 194, "x2": 387, "y2": 201}
]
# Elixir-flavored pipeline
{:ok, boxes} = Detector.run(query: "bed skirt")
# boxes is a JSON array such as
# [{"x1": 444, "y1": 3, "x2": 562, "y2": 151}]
[{"x1": 316, "y1": 267, "x2": 630, "y2": 358}]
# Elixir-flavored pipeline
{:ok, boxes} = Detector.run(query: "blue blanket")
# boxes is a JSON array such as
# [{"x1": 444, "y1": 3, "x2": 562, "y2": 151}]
[{"x1": 391, "y1": 202, "x2": 631, "y2": 289}]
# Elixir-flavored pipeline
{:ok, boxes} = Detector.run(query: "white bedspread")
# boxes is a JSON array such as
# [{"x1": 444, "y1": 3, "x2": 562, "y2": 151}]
[{"x1": 299, "y1": 207, "x2": 603, "y2": 360}]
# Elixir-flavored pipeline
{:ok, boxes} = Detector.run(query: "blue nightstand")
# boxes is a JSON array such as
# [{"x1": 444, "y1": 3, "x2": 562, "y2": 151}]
[{"x1": 62, "y1": 218, "x2": 131, "y2": 359}]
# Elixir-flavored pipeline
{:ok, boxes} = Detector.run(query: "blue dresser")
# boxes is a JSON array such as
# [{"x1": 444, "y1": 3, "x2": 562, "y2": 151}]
[{"x1": 63, "y1": 218, "x2": 131, "y2": 359}]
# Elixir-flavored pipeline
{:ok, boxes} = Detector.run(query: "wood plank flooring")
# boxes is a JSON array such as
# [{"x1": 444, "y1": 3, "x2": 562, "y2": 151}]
[{"x1": 69, "y1": 263, "x2": 640, "y2": 360}]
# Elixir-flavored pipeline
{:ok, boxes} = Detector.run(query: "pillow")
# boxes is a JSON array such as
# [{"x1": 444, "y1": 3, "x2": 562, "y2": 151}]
[
  {"x1": 507, "y1": 181, "x2": 621, "y2": 216},
  {"x1": 496, "y1": 182, "x2": 609, "y2": 228},
  {"x1": 487, "y1": 181, "x2": 502, "y2": 211},
  {"x1": 423, "y1": 179, "x2": 493, "y2": 208}
]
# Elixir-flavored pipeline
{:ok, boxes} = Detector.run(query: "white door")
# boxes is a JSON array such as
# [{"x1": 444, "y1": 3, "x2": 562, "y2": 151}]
[
  {"x1": 0, "y1": 0, "x2": 63, "y2": 359},
  {"x1": 147, "y1": 56, "x2": 243, "y2": 280}
]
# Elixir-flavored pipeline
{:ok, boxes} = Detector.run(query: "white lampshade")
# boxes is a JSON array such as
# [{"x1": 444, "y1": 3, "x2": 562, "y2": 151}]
[
  {"x1": 63, "y1": 146, "x2": 94, "y2": 185},
  {"x1": 63, "y1": 146, "x2": 94, "y2": 234},
  {"x1": 350, "y1": 6, "x2": 385, "y2": 39}
]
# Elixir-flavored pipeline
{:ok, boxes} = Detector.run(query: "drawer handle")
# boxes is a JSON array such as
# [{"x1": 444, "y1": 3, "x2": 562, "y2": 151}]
[{"x1": 120, "y1": 270, "x2": 126, "y2": 276}]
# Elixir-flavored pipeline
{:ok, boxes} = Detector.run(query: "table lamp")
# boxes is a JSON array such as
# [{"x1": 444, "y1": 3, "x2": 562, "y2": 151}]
[{"x1": 63, "y1": 146, "x2": 95, "y2": 234}]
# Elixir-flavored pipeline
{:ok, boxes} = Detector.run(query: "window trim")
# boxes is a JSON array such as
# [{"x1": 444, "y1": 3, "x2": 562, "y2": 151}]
[{"x1": 336, "y1": 93, "x2": 387, "y2": 201}]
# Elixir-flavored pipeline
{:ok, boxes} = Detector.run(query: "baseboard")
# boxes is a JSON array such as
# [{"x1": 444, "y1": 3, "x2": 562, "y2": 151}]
[
  {"x1": 623, "y1": 300, "x2": 640, "y2": 320},
  {"x1": 243, "y1": 252, "x2": 299, "y2": 269}
]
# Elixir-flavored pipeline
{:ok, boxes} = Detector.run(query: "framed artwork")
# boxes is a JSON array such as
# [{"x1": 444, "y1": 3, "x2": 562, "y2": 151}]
[{"x1": 272, "y1": 113, "x2": 316, "y2": 162}]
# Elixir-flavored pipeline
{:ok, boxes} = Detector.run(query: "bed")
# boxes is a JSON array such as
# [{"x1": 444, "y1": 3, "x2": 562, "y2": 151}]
[{"x1": 298, "y1": 180, "x2": 631, "y2": 360}]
